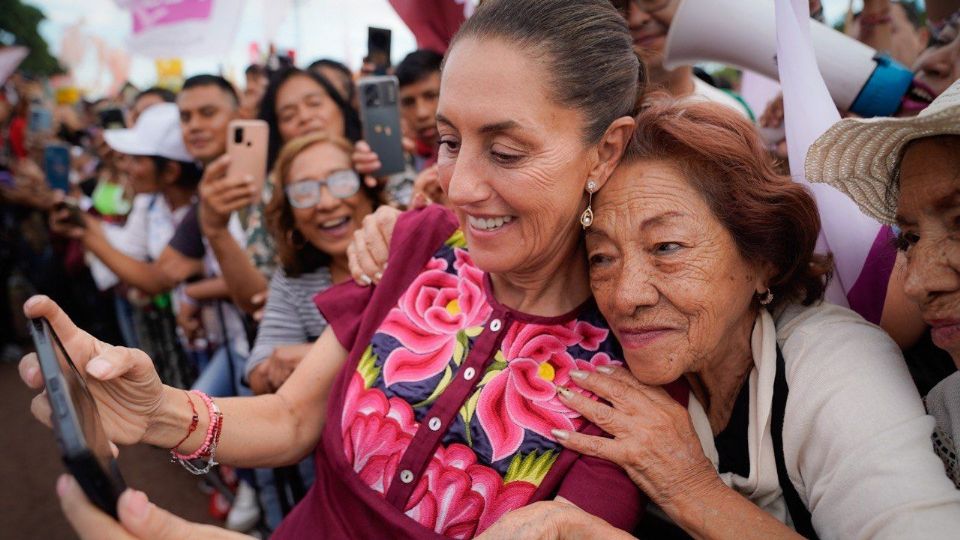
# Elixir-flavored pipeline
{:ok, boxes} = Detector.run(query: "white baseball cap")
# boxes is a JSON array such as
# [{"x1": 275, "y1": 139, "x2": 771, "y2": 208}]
[{"x1": 103, "y1": 102, "x2": 193, "y2": 162}]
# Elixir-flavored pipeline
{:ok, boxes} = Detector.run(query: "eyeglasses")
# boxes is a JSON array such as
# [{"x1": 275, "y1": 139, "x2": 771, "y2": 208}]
[{"x1": 285, "y1": 170, "x2": 361, "y2": 209}]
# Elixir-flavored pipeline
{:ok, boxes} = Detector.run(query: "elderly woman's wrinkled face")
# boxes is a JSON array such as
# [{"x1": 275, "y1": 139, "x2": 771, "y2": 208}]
[
  {"x1": 587, "y1": 160, "x2": 765, "y2": 384},
  {"x1": 436, "y1": 38, "x2": 596, "y2": 275},
  {"x1": 897, "y1": 136, "x2": 960, "y2": 362},
  {"x1": 286, "y1": 142, "x2": 373, "y2": 257}
]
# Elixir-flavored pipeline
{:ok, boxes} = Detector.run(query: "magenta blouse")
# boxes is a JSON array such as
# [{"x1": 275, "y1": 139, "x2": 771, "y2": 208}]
[{"x1": 272, "y1": 205, "x2": 686, "y2": 539}]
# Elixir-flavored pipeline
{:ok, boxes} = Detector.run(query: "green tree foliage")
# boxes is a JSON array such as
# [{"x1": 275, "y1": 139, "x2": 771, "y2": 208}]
[{"x1": 0, "y1": 0, "x2": 63, "y2": 76}]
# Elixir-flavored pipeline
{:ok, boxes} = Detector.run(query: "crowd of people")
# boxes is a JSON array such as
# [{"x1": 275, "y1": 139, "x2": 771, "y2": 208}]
[{"x1": 4, "y1": 0, "x2": 960, "y2": 538}]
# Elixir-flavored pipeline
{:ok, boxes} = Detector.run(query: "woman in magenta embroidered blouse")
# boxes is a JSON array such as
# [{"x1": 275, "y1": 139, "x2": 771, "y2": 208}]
[{"x1": 18, "y1": 1, "x2": 673, "y2": 538}]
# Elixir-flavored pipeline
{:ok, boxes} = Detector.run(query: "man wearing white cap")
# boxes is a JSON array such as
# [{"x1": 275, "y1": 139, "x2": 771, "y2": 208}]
[{"x1": 807, "y1": 79, "x2": 960, "y2": 489}]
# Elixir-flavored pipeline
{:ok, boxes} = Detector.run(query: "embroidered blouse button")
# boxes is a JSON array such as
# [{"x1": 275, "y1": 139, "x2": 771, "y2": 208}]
[
  {"x1": 463, "y1": 367, "x2": 476, "y2": 381},
  {"x1": 400, "y1": 470, "x2": 414, "y2": 484},
  {"x1": 428, "y1": 417, "x2": 442, "y2": 431},
  {"x1": 490, "y1": 318, "x2": 502, "y2": 332}
]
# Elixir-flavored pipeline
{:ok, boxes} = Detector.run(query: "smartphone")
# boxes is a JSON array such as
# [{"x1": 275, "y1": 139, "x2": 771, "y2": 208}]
[
  {"x1": 367, "y1": 27, "x2": 392, "y2": 75},
  {"x1": 358, "y1": 76, "x2": 406, "y2": 176},
  {"x1": 53, "y1": 198, "x2": 87, "y2": 228},
  {"x1": 97, "y1": 108, "x2": 126, "y2": 130},
  {"x1": 29, "y1": 317, "x2": 126, "y2": 518},
  {"x1": 43, "y1": 143, "x2": 71, "y2": 192},
  {"x1": 28, "y1": 104, "x2": 54, "y2": 136},
  {"x1": 227, "y1": 119, "x2": 268, "y2": 191}
]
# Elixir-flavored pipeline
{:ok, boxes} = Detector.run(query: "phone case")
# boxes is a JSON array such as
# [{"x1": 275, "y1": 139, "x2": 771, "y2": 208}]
[
  {"x1": 227, "y1": 119, "x2": 269, "y2": 190},
  {"x1": 29, "y1": 318, "x2": 126, "y2": 518},
  {"x1": 358, "y1": 76, "x2": 406, "y2": 176},
  {"x1": 43, "y1": 144, "x2": 71, "y2": 192}
]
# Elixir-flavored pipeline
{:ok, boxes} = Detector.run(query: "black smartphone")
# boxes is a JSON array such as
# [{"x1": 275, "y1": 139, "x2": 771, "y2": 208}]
[
  {"x1": 358, "y1": 76, "x2": 406, "y2": 176},
  {"x1": 29, "y1": 317, "x2": 126, "y2": 518},
  {"x1": 53, "y1": 198, "x2": 87, "y2": 229},
  {"x1": 97, "y1": 108, "x2": 126, "y2": 130}
]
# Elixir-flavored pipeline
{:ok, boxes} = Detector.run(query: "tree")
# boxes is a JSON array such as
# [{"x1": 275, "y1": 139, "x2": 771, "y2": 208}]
[{"x1": 0, "y1": 0, "x2": 63, "y2": 76}]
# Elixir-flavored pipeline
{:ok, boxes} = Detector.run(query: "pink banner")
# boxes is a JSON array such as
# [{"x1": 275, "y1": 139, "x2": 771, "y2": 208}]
[{"x1": 132, "y1": 0, "x2": 213, "y2": 34}]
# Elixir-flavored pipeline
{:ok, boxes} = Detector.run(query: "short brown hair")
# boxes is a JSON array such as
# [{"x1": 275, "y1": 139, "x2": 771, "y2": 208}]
[
  {"x1": 265, "y1": 132, "x2": 376, "y2": 277},
  {"x1": 624, "y1": 97, "x2": 832, "y2": 310}
]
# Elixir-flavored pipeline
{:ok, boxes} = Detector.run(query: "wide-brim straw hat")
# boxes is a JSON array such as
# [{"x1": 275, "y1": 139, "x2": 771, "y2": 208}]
[{"x1": 805, "y1": 79, "x2": 960, "y2": 225}]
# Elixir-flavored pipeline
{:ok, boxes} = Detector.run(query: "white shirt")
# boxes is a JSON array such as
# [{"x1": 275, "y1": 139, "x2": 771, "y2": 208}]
[
  {"x1": 87, "y1": 193, "x2": 191, "y2": 290},
  {"x1": 688, "y1": 302, "x2": 960, "y2": 539},
  {"x1": 689, "y1": 77, "x2": 753, "y2": 120}
]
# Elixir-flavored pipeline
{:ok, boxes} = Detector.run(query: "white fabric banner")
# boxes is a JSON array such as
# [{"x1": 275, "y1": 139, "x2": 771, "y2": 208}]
[{"x1": 114, "y1": 0, "x2": 246, "y2": 59}]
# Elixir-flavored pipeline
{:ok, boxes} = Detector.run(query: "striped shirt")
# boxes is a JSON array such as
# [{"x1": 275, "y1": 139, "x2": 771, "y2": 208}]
[{"x1": 245, "y1": 267, "x2": 332, "y2": 378}]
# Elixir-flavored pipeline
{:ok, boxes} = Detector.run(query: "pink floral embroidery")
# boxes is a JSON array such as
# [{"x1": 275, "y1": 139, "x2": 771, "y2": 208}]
[
  {"x1": 342, "y1": 373, "x2": 418, "y2": 494},
  {"x1": 379, "y1": 251, "x2": 492, "y2": 386},
  {"x1": 404, "y1": 443, "x2": 538, "y2": 538},
  {"x1": 476, "y1": 321, "x2": 617, "y2": 461}
]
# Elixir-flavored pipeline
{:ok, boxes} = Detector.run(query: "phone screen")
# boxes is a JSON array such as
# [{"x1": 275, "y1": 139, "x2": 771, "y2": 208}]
[{"x1": 35, "y1": 319, "x2": 114, "y2": 472}]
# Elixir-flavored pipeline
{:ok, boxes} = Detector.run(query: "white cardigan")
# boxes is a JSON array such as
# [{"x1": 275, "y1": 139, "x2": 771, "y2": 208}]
[{"x1": 688, "y1": 302, "x2": 960, "y2": 539}]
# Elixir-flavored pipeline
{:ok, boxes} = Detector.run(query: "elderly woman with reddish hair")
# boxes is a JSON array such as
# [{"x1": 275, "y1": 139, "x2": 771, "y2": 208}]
[{"x1": 476, "y1": 99, "x2": 960, "y2": 539}]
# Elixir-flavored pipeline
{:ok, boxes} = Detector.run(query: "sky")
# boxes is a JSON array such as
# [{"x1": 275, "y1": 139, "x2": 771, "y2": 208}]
[
  {"x1": 23, "y1": 0, "x2": 917, "y2": 98},
  {"x1": 26, "y1": 0, "x2": 418, "y2": 96}
]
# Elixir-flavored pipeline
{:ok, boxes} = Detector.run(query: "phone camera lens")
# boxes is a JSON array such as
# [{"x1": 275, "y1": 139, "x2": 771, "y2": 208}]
[{"x1": 234, "y1": 127, "x2": 244, "y2": 144}]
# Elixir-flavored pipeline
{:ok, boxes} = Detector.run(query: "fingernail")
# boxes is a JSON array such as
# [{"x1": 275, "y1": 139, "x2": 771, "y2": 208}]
[
  {"x1": 556, "y1": 386, "x2": 573, "y2": 398},
  {"x1": 87, "y1": 358, "x2": 111, "y2": 378},
  {"x1": 56, "y1": 474, "x2": 74, "y2": 497},
  {"x1": 122, "y1": 489, "x2": 150, "y2": 520},
  {"x1": 24, "y1": 295, "x2": 42, "y2": 311},
  {"x1": 596, "y1": 366, "x2": 614, "y2": 375},
  {"x1": 569, "y1": 370, "x2": 588, "y2": 380},
  {"x1": 374, "y1": 272, "x2": 383, "y2": 281},
  {"x1": 360, "y1": 274, "x2": 372, "y2": 286},
  {"x1": 551, "y1": 429, "x2": 569, "y2": 441},
  {"x1": 26, "y1": 366, "x2": 38, "y2": 381}
]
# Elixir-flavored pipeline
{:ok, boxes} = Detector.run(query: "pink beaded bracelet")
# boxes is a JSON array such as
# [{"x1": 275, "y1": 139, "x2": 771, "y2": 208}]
[{"x1": 170, "y1": 390, "x2": 223, "y2": 474}]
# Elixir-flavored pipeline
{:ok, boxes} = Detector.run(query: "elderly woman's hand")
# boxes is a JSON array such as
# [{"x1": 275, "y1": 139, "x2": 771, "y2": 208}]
[
  {"x1": 57, "y1": 474, "x2": 243, "y2": 540},
  {"x1": 346, "y1": 205, "x2": 401, "y2": 286},
  {"x1": 552, "y1": 367, "x2": 723, "y2": 515},
  {"x1": 476, "y1": 500, "x2": 633, "y2": 540}
]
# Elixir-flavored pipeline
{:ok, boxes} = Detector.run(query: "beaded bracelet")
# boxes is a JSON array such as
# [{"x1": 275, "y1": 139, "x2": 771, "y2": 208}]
[
  {"x1": 170, "y1": 390, "x2": 223, "y2": 475},
  {"x1": 169, "y1": 390, "x2": 199, "y2": 452}
]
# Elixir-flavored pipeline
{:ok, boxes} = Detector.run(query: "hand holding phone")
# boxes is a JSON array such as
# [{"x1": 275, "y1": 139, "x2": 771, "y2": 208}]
[
  {"x1": 29, "y1": 317, "x2": 126, "y2": 518},
  {"x1": 20, "y1": 296, "x2": 166, "y2": 467}
]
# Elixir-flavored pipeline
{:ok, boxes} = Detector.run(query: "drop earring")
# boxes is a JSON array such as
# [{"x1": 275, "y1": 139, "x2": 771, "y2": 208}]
[{"x1": 580, "y1": 180, "x2": 597, "y2": 229}]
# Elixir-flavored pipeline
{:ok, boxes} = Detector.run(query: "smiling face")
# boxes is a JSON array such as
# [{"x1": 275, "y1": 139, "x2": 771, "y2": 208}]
[
  {"x1": 912, "y1": 16, "x2": 959, "y2": 104},
  {"x1": 285, "y1": 142, "x2": 373, "y2": 257},
  {"x1": 896, "y1": 136, "x2": 960, "y2": 363},
  {"x1": 625, "y1": 0, "x2": 679, "y2": 74},
  {"x1": 435, "y1": 37, "x2": 598, "y2": 276},
  {"x1": 586, "y1": 159, "x2": 764, "y2": 384},
  {"x1": 276, "y1": 74, "x2": 346, "y2": 143},
  {"x1": 177, "y1": 85, "x2": 236, "y2": 164}
]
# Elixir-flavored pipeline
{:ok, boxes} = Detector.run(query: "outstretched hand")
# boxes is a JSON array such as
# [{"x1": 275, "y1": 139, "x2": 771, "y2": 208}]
[{"x1": 18, "y1": 295, "x2": 166, "y2": 446}]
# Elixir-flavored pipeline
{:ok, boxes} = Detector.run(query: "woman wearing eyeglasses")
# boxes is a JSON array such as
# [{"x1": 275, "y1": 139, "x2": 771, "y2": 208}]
[{"x1": 246, "y1": 132, "x2": 379, "y2": 396}]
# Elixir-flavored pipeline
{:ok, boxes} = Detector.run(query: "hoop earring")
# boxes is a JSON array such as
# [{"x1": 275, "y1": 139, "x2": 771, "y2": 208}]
[
  {"x1": 580, "y1": 180, "x2": 598, "y2": 229},
  {"x1": 759, "y1": 288, "x2": 774, "y2": 306}
]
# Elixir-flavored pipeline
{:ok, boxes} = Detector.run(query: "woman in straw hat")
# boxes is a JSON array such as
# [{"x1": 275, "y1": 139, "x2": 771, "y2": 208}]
[{"x1": 806, "y1": 79, "x2": 960, "y2": 489}]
